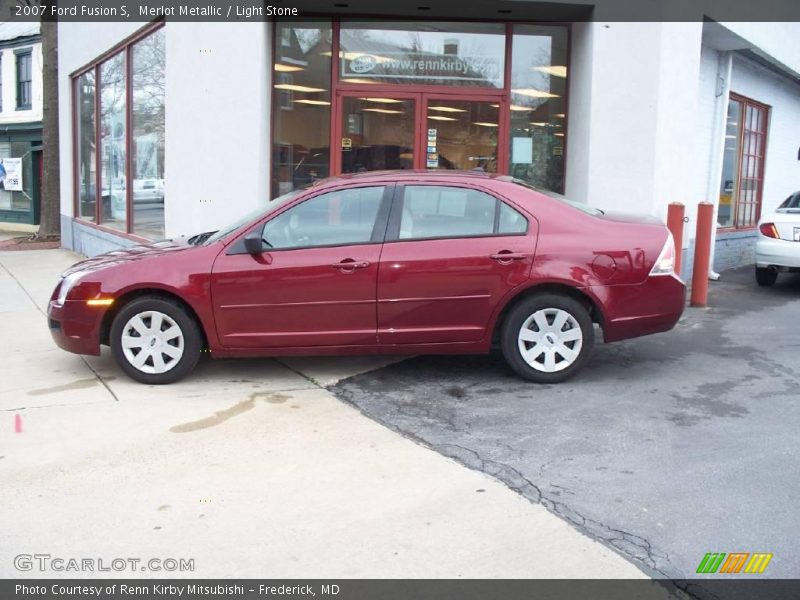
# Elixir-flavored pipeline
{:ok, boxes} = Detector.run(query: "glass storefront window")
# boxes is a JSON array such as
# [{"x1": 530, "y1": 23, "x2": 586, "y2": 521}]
[
  {"x1": 508, "y1": 25, "x2": 568, "y2": 193},
  {"x1": 132, "y1": 28, "x2": 166, "y2": 239},
  {"x1": 100, "y1": 52, "x2": 126, "y2": 231},
  {"x1": 718, "y1": 95, "x2": 768, "y2": 229},
  {"x1": 77, "y1": 71, "x2": 97, "y2": 222},
  {"x1": 74, "y1": 26, "x2": 165, "y2": 238},
  {"x1": 425, "y1": 100, "x2": 499, "y2": 171},
  {"x1": 340, "y1": 97, "x2": 416, "y2": 173},
  {"x1": 339, "y1": 22, "x2": 505, "y2": 88},
  {"x1": 272, "y1": 21, "x2": 332, "y2": 198},
  {"x1": 718, "y1": 99, "x2": 741, "y2": 228}
]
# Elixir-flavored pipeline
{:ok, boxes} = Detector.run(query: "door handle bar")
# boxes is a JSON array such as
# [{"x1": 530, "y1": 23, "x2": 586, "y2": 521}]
[
  {"x1": 331, "y1": 260, "x2": 371, "y2": 269},
  {"x1": 489, "y1": 253, "x2": 529, "y2": 261}
]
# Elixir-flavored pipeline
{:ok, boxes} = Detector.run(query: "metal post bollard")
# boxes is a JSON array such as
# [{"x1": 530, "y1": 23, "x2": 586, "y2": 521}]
[{"x1": 690, "y1": 202, "x2": 714, "y2": 307}]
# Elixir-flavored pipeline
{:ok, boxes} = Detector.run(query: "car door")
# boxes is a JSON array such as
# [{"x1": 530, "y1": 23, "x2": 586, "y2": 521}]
[
  {"x1": 377, "y1": 183, "x2": 536, "y2": 345},
  {"x1": 211, "y1": 184, "x2": 392, "y2": 348}
]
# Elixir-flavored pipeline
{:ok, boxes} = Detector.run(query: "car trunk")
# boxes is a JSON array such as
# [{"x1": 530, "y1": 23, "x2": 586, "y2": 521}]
[{"x1": 772, "y1": 210, "x2": 800, "y2": 242}]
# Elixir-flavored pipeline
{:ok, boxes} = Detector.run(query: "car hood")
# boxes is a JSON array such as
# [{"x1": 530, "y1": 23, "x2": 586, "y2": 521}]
[{"x1": 62, "y1": 237, "x2": 198, "y2": 277}]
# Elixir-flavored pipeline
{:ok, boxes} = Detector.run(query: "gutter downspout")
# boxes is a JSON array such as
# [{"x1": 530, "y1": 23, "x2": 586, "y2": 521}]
[{"x1": 705, "y1": 50, "x2": 733, "y2": 281}]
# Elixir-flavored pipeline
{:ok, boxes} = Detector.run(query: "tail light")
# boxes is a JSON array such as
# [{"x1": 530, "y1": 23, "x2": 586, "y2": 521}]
[
  {"x1": 650, "y1": 231, "x2": 675, "y2": 276},
  {"x1": 759, "y1": 223, "x2": 780, "y2": 239}
]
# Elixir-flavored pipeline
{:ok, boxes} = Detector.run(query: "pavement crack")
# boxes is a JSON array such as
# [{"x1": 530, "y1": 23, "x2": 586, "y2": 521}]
[
  {"x1": 79, "y1": 357, "x2": 120, "y2": 402},
  {"x1": 274, "y1": 358, "x2": 324, "y2": 389}
]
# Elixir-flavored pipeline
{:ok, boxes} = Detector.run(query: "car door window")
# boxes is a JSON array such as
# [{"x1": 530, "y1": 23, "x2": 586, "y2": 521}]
[
  {"x1": 399, "y1": 185, "x2": 527, "y2": 239},
  {"x1": 498, "y1": 201, "x2": 528, "y2": 233},
  {"x1": 263, "y1": 186, "x2": 385, "y2": 249}
]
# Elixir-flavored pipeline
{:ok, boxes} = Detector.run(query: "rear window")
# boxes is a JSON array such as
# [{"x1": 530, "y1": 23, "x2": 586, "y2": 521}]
[
  {"x1": 778, "y1": 192, "x2": 800, "y2": 210},
  {"x1": 509, "y1": 178, "x2": 603, "y2": 216}
]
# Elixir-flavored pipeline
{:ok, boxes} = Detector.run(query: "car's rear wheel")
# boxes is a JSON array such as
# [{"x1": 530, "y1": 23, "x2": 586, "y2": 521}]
[
  {"x1": 501, "y1": 294, "x2": 594, "y2": 383},
  {"x1": 755, "y1": 267, "x2": 778, "y2": 287},
  {"x1": 110, "y1": 297, "x2": 201, "y2": 384}
]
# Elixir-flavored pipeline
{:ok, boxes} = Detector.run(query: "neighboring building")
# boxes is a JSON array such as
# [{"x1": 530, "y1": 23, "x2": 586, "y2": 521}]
[
  {"x1": 55, "y1": 15, "x2": 800, "y2": 276},
  {"x1": 0, "y1": 22, "x2": 42, "y2": 226}
]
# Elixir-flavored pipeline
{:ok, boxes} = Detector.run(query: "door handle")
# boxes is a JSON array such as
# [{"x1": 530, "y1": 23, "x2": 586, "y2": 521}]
[
  {"x1": 490, "y1": 252, "x2": 529, "y2": 261},
  {"x1": 331, "y1": 260, "x2": 371, "y2": 270}
]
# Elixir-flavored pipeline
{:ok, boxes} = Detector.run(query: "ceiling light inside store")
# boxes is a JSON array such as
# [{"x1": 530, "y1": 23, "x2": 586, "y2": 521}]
[
  {"x1": 554, "y1": 132, "x2": 565, "y2": 137},
  {"x1": 530, "y1": 122, "x2": 548, "y2": 126},
  {"x1": 341, "y1": 78, "x2": 378, "y2": 84},
  {"x1": 510, "y1": 104, "x2": 532, "y2": 111},
  {"x1": 554, "y1": 113, "x2": 566, "y2": 118},
  {"x1": 428, "y1": 106, "x2": 467, "y2": 113},
  {"x1": 534, "y1": 65, "x2": 568, "y2": 77},
  {"x1": 473, "y1": 122, "x2": 498, "y2": 127},
  {"x1": 512, "y1": 88, "x2": 560, "y2": 99},
  {"x1": 360, "y1": 97, "x2": 404, "y2": 103},
  {"x1": 428, "y1": 115, "x2": 457, "y2": 121},
  {"x1": 293, "y1": 99, "x2": 331, "y2": 106},
  {"x1": 275, "y1": 83, "x2": 326, "y2": 93},
  {"x1": 362, "y1": 108, "x2": 404, "y2": 114},
  {"x1": 274, "y1": 63, "x2": 304, "y2": 72}
]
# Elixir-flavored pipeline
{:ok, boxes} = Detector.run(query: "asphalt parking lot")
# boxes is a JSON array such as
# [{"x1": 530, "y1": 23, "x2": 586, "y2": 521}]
[{"x1": 333, "y1": 267, "x2": 800, "y2": 584}]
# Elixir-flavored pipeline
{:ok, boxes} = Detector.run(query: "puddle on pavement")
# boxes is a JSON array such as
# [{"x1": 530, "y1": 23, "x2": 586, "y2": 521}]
[
  {"x1": 27, "y1": 378, "x2": 99, "y2": 396},
  {"x1": 169, "y1": 392, "x2": 293, "y2": 433}
]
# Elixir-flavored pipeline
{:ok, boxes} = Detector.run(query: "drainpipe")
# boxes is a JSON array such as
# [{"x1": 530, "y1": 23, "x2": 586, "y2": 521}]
[{"x1": 705, "y1": 50, "x2": 733, "y2": 280}]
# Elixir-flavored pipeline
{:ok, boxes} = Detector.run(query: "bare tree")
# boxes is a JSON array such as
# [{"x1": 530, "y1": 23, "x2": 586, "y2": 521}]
[{"x1": 37, "y1": 0, "x2": 60, "y2": 239}]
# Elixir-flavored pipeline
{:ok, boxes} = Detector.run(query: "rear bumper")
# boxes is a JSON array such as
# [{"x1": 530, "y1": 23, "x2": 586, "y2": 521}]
[
  {"x1": 755, "y1": 238, "x2": 800, "y2": 269},
  {"x1": 592, "y1": 274, "x2": 686, "y2": 343},
  {"x1": 47, "y1": 300, "x2": 103, "y2": 356}
]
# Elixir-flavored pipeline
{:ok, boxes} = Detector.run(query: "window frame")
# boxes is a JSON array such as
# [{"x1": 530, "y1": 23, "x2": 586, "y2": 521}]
[
  {"x1": 14, "y1": 48, "x2": 33, "y2": 111},
  {"x1": 718, "y1": 92, "x2": 770, "y2": 231},
  {"x1": 385, "y1": 183, "x2": 529, "y2": 243},
  {"x1": 70, "y1": 21, "x2": 165, "y2": 242},
  {"x1": 270, "y1": 20, "x2": 572, "y2": 198}
]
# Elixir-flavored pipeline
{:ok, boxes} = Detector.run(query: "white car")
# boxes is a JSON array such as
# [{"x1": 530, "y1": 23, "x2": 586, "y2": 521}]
[{"x1": 755, "y1": 191, "x2": 800, "y2": 286}]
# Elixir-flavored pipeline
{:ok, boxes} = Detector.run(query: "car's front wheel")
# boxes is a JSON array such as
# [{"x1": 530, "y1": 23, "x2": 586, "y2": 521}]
[
  {"x1": 755, "y1": 267, "x2": 778, "y2": 287},
  {"x1": 501, "y1": 294, "x2": 595, "y2": 383},
  {"x1": 110, "y1": 297, "x2": 202, "y2": 384}
]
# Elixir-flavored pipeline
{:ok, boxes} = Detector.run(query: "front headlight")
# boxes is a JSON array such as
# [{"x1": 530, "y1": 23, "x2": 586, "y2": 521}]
[{"x1": 56, "y1": 271, "x2": 86, "y2": 305}]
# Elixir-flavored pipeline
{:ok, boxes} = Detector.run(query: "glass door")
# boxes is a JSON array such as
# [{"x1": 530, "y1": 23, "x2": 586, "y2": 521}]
[
  {"x1": 424, "y1": 98, "x2": 500, "y2": 172},
  {"x1": 337, "y1": 95, "x2": 419, "y2": 174}
]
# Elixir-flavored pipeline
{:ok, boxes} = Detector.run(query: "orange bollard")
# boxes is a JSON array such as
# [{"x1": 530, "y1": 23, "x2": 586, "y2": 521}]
[
  {"x1": 666, "y1": 202, "x2": 685, "y2": 276},
  {"x1": 690, "y1": 202, "x2": 714, "y2": 307}
]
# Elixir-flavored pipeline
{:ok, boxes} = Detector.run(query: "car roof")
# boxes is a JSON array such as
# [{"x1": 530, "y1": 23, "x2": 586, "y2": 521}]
[{"x1": 309, "y1": 169, "x2": 513, "y2": 189}]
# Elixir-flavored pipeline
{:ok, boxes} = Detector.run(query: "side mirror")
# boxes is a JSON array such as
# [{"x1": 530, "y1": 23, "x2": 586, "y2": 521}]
[{"x1": 243, "y1": 230, "x2": 264, "y2": 254}]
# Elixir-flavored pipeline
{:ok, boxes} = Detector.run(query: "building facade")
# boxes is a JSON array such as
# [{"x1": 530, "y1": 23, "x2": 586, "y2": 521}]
[
  {"x1": 0, "y1": 22, "x2": 42, "y2": 226},
  {"x1": 56, "y1": 16, "x2": 800, "y2": 276}
]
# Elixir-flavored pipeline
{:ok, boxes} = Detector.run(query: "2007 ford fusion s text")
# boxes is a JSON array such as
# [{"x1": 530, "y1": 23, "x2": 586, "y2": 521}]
[{"x1": 48, "y1": 171, "x2": 685, "y2": 384}]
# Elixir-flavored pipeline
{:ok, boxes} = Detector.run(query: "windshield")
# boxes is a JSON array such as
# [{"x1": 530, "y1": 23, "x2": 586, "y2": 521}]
[
  {"x1": 509, "y1": 178, "x2": 604, "y2": 216},
  {"x1": 202, "y1": 188, "x2": 305, "y2": 245}
]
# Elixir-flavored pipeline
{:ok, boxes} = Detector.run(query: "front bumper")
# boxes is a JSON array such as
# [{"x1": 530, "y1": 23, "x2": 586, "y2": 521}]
[
  {"x1": 593, "y1": 274, "x2": 686, "y2": 343},
  {"x1": 755, "y1": 238, "x2": 800, "y2": 269},
  {"x1": 47, "y1": 300, "x2": 104, "y2": 356}
]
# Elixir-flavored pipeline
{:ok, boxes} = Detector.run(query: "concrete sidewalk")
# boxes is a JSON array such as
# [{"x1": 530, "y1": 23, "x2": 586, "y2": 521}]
[{"x1": 0, "y1": 246, "x2": 647, "y2": 579}]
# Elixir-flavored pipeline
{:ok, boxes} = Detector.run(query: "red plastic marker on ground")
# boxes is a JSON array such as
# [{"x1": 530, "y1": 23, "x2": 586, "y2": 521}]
[{"x1": 14, "y1": 414, "x2": 22, "y2": 433}]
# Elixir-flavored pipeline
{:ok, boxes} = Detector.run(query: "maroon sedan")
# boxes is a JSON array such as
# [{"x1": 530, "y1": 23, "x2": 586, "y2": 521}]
[{"x1": 48, "y1": 171, "x2": 685, "y2": 384}]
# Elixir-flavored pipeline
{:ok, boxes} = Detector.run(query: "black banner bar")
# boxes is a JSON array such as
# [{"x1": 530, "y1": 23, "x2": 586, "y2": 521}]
[
  {"x1": 3, "y1": 580, "x2": 800, "y2": 600},
  {"x1": 2, "y1": 0, "x2": 800, "y2": 22}
]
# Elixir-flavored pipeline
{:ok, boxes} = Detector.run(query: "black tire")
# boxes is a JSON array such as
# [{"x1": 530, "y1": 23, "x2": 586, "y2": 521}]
[
  {"x1": 110, "y1": 296, "x2": 202, "y2": 384},
  {"x1": 501, "y1": 294, "x2": 595, "y2": 383},
  {"x1": 755, "y1": 267, "x2": 778, "y2": 287}
]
